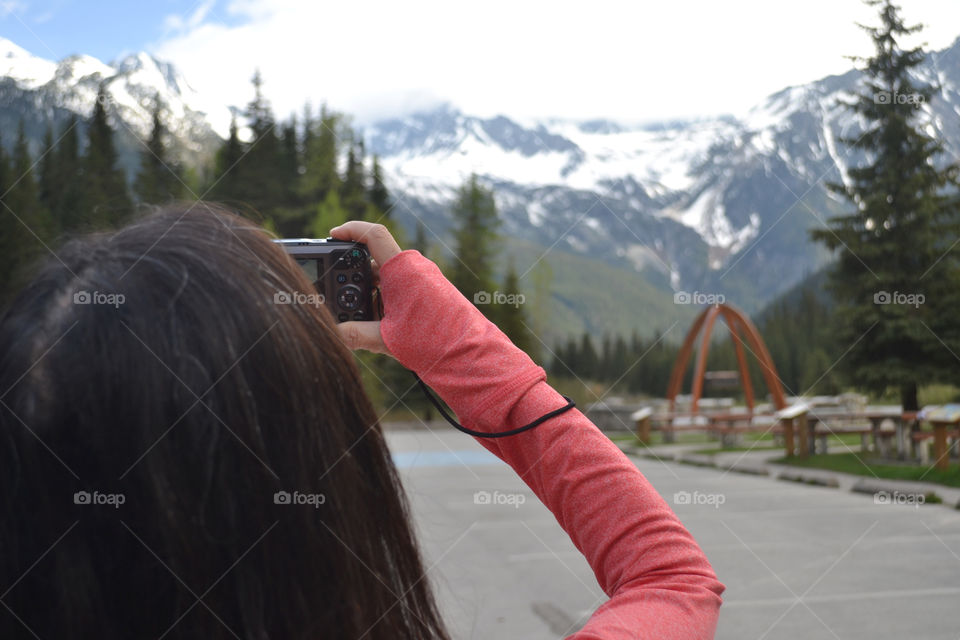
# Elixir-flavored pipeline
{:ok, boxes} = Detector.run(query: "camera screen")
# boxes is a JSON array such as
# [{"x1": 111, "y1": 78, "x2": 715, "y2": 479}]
[{"x1": 296, "y1": 258, "x2": 318, "y2": 283}]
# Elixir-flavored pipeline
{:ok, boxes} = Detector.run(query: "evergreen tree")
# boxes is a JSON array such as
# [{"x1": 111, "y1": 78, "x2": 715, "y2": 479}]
[
  {"x1": 611, "y1": 334, "x2": 630, "y2": 384},
  {"x1": 8, "y1": 122, "x2": 43, "y2": 221},
  {"x1": 577, "y1": 333, "x2": 599, "y2": 380},
  {"x1": 134, "y1": 94, "x2": 183, "y2": 204},
  {"x1": 810, "y1": 0, "x2": 960, "y2": 410},
  {"x1": 83, "y1": 84, "x2": 131, "y2": 227},
  {"x1": 241, "y1": 70, "x2": 282, "y2": 211},
  {"x1": 37, "y1": 125, "x2": 57, "y2": 217},
  {"x1": 341, "y1": 141, "x2": 367, "y2": 221},
  {"x1": 309, "y1": 190, "x2": 349, "y2": 238},
  {"x1": 368, "y1": 155, "x2": 391, "y2": 217},
  {"x1": 450, "y1": 174, "x2": 499, "y2": 317},
  {"x1": 0, "y1": 123, "x2": 54, "y2": 301},
  {"x1": 277, "y1": 118, "x2": 301, "y2": 207},
  {"x1": 211, "y1": 114, "x2": 245, "y2": 201},
  {"x1": 301, "y1": 104, "x2": 340, "y2": 204},
  {"x1": 599, "y1": 333, "x2": 614, "y2": 380},
  {"x1": 0, "y1": 130, "x2": 7, "y2": 195},
  {"x1": 412, "y1": 218, "x2": 429, "y2": 255},
  {"x1": 0, "y1": 129, "x2": 15, "y2": 300},
  {"x1": 555, "y1": 336, "x2": 576, "y2": 376},
  {"x1": 52, "y1": 116, "x2": 84, "y2": 233},
  {"x1": 494, "y1": 261, "x2": 537, "y2": 358}
]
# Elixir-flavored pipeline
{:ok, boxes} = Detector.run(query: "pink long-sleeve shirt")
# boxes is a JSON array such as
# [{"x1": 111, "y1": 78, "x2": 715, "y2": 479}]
[{"x1": 378, "y1": 250, "x2": 725, "y2": 639}]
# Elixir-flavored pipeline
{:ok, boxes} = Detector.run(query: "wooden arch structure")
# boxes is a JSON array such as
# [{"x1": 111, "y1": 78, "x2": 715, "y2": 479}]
[{"x1": 667, "y1": 303, "x2": 787, "y2": 413}]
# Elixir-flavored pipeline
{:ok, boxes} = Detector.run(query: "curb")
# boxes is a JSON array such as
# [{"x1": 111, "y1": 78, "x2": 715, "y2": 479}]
[
  {"x1": 616, "y1": 441, "x2": 959, "y2": 509},
  {"x1": 777, "y1": 471, "x2": 840, "y2": 488}
]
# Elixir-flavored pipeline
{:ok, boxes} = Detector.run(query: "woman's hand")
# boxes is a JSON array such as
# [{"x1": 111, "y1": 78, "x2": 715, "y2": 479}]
[{"x1": 329, "y1": 222, "x2": 401, "y2": 355}]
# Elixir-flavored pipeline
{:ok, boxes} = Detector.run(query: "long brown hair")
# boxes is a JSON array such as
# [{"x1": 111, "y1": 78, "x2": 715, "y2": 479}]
[{"x1": 0, "y1": 203, "x2": 450, "y2": 639}]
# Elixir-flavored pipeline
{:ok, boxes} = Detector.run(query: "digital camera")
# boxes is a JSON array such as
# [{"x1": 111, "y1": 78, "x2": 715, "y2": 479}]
[{"x1": 275, "y1": 238, "x2": 375, "y2": 322}]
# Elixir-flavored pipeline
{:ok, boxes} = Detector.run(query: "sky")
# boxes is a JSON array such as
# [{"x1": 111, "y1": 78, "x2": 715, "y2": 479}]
[{"x1": 2, "y1": 0, "x2": 960, "y2": 127}]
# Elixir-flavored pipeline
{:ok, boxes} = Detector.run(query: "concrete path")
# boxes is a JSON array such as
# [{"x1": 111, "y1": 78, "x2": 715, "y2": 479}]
[{"x1": 387, "y1": 428, "x2": 960, "y2": 639}]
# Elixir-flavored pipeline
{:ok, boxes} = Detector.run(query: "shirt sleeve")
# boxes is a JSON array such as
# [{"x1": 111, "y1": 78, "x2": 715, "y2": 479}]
[{"x1": 378, "y1": 250, "x2": 725, "y2": 639}]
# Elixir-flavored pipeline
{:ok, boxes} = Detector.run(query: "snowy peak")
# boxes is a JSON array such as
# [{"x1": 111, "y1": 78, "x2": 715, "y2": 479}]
[
  {"x1": 112, "y1": 52, "x2": 194, "y2": 100},
  {"x1": 365, "y1": 36, "x2": 960, "y2": 308},
  {"x1": 0, "y1": 38, "x2": 224, "y2": 130},
  {"x1": 0, "y1": 38, "x2": 225, "y2": 171},
  {"x1": 0, "y1": 37, "x2": 57, "y2": 89}
]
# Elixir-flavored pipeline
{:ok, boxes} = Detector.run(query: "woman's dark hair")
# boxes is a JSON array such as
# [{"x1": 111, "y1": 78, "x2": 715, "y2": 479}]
[{"x1": 0, "y1": 204, "x2": 450, "y2": 639}]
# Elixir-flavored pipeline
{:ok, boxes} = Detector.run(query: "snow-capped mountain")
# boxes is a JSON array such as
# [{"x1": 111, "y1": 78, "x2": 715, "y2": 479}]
[
  {"x1": 3, "y1": 35, "x2": 960, "y2": 321},
  {"x1": 0, "y1": 37, "x2": 224, "y2": 173},
  {"x1": 366, "y1": 35, "x2": 960, "y2": 308}
]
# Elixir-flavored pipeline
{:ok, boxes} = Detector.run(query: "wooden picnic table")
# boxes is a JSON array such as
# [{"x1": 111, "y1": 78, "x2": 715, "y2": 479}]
[
  {"x1": 918, "y1": 405, "x2": 960, "y2": 471},
  {"x1": 806, "y1": 407, "x2": 911, "y2": 457}
]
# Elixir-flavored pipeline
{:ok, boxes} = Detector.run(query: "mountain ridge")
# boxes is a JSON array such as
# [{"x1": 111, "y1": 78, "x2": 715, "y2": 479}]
[{"x1": 2, "y1": 35, "x2": 959, "y2": 339}]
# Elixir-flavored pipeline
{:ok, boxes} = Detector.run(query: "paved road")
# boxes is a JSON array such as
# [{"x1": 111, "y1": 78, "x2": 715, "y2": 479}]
[{"x1": 386, "y1": 427, "x2": 960, "y2": 639}]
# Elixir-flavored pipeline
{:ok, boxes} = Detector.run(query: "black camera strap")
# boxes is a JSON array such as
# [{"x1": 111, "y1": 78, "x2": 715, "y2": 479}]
[{"x1": 412, "y1": 372, "x2": 575, "y2": 438}]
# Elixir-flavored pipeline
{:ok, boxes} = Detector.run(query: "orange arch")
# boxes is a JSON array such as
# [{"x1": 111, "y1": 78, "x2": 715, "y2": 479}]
[{"x1": 667, "y1": 303, "x2": 786, "y2": 413}]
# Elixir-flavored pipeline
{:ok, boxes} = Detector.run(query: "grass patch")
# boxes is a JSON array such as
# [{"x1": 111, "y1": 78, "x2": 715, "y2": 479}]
[
  {"x1": 690, "y1": 444, "x2": 780, "y2": 455},
  {"x1": 688, "y1": 432, "x2": 862, "y2": 455},
  {"x1": 775, "y1": 452, "x2": 960, "y2": 488}
]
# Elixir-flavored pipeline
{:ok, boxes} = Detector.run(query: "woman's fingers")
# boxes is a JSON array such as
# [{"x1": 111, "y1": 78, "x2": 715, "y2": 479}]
[
  {"x1": 335, "y1": 321, "x2": 388, "y2": 354},
  {"x1": 329, "y1": 224, "x2": 398, "y2": 351},
  {"x1": 330, "y1": 222, "x2": 401, "y2": 267}
]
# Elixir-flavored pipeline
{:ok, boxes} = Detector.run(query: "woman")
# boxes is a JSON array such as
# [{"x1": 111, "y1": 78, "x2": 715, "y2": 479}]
[{"x1": 0, "y1": 204, "x2": 723, "y2": 638}]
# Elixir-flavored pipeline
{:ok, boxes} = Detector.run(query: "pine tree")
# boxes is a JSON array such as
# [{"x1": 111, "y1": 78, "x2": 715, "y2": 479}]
[
  {"x1": 277, "y1": 118, "x2": 300, "y2": 208},
  {"x1": 0, "y1": 123, "x2": 54, "y2": 301},
  {"x1": 83, "y1": 84, "x2": 131, "y2": 227},
  {"x1": 450, "y1": 174, "x2": 499, "y2": 317},
  {"x1": 341, "y1": 141, "x2": 367, "y2": 221},
  {"x1": 494, "y1": 261, "x2": 537, "y2": 358},
  {"x1": 52, "y1": 116, "x2": 84, "y2": 233},
  {"x1": 368, "y1": 155, "x2": 391, "y2": 218},
  {"x1": 810, "y1": 0, "x2": 960, "y2": 410},
  {"x1": 211, "y1": 113, "x2": 245, "y2": 201},
  {"x1": 240, "y1": 70, "x2": 282, "y2": 211},
  {"x1": 300, "y1": 104, "x2": 340, "y2": 204},
  {"x1": 135, "y1": 94, "x2": 183, "y2": 204},
  {"x1": 0, "y1": 129, "x2": 16, "y2": 300},
  {"x1": 309, "y1": 190, "x2": 349, "y2": 238},
  {"x1": 37, "y1": 125, "x2": 57, "y2": 218},
  {"x1": 412, "y1": 218, "x2": 429, "y2": 255},
  {"x1": 612, "y1": 334, "x2": 630, "y2": 386},
  {"x1": 557, "y1": 335, "x2": 580, "y2": 376},
  {"x1": 577, "y1": 333, "x2": 599, "y2": 380}
]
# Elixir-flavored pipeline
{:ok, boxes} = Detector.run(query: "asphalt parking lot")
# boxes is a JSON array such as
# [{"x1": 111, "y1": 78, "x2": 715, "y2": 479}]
[{"x1": 387, "y1": 427, "x2": 960, "y2": 639}]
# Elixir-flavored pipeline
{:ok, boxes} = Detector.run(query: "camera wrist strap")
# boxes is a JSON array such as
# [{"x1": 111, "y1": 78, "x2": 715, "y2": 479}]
[{"x1": 412, "y1": 372, "x2": 575, "y2": 438}]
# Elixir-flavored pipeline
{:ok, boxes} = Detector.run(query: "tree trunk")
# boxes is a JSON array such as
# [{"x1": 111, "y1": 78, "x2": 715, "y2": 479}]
[{"x1": 900, "y1": 381, "x2": 919, "y2": 412}]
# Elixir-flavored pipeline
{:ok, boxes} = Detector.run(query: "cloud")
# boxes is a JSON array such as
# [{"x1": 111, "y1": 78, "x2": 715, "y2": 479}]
[
  {"x1": 151, "y1": 0, "x2": 960, "y2": 126},
  {"x1": 162, "y1": 0, "x2": 217, "y2": 36},
  {"x1": 0, "y1": 0, "x2": 26, "y2": 18}
]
